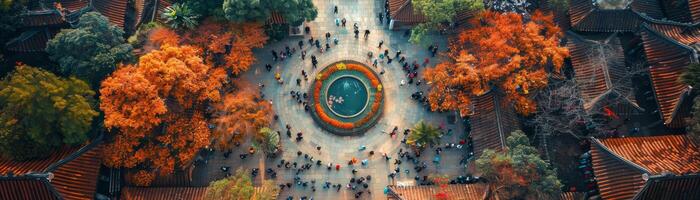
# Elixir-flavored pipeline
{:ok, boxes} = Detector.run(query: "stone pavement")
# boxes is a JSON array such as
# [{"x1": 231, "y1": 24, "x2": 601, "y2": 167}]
[{"x1": 202, "y1": 1, "x2": 468, "y2": 199}]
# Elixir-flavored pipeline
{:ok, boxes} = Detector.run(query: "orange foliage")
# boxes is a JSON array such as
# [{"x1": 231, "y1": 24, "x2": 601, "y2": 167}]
[
  {"x1": 211, "y1": 84, "x2": 273, "y2": 150},
  {"x1": 100, "y1": 45, "x2": 225, "y2": 186},
  {"x1": 182, "y1": 19, "x2": 268, "y2": 75},
  {"x1": 424, "y1": 10, "x2": 568, "y2": 116},
  {"x1": 131, "y1": 170, "x2": 156, "y2": 187},
  {"x1": 149, "y1": 27, "x2": 180, "y2": 47}
]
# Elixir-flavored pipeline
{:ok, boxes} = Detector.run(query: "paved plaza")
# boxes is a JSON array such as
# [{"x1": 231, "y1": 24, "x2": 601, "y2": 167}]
[{"x1": 201, "y1": 0, "x2": 467, "y2": 199}]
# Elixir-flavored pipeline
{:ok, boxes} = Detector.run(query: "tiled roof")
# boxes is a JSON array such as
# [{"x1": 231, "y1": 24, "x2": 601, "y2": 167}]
[
  {"x1": 470, "y1": 90, "x2": 520, "y2": 157},
  {"x1": 133, "y1": 0, "x2": 148, "y2": 28},
  {"x1": 121, "y1": 187, "x2": 207, "y2": 200},
  {"x1": 51, "y1": 145, "x2": 103, "y2": 200},
  {"x1": 591, "y1": 135, "x2": 700, "y2": 200},
  {"x1": 646, "y1": 22, "x2": 700, "y2": 46},
  {"x1": 591, "y1": 138, "x2": 648, "y2": 200},
  {"x1": 568, "y1": 0, "x2": 664, "y2": 32},
  {"x1": 597, "y1": 135, "x2": 700, "y2": 174},
  {"x1": 121, "y1": 186, "x2": 274, "y2": 200},
  {"x1": 267, "y1": 12, "x2": 286, "y2": 24},
  {"x1": 22, "y1": 10, "x2": 66, "y2": 27},
  {"x1": 57, "y1": 0, "x2": 90, "y2": 13},
  {"x1": 0, "y1": 177, "x2": 61, "y2": 200},
  {"x1": 92, "y1": 0, "x2": 128, "y2": 28},
  {"x1": 155, "y1": 0, "x2": 173, "y2": 23},
  {"x1": 387, "y1": 184, "x2": 487, "y2": 200},
  {"x1": 639, "y1": 23, "x2": 695, "y2": 127},
  {"x1": 629, "y1": 0, "x2": 665, "y2": 19},
  {"x1": 660, "y1": 0, "x2": 693, "y2": 23},
  {"x1": 0, "y1": 139, "x2": 103, "y2": 200},
  {"x1": 387, "y1": 0, "x2": 426, "y2": 24},
  {"x1": 691, "y1": 0, "x2": 700, "y2": 23},
  {"x1": 0, "y1": 146, "x2": 80, "y2": 175},
  {"x1": 566, "y1": 32, "x2": 636, "y2": 112},
  {"x1": 634, "y1": 174, "x2": 700, "y2": 199},
  {"x1": 4, "y1": 28, "x2": 57, "y2": 53},
  {"x1": 560, "y1": 191, "x2": 586, "y2": 200}
]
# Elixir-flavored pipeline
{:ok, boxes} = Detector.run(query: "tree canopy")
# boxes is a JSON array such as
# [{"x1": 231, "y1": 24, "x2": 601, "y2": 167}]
[
  {"x1": 407, "y1": 121, "x2": 441, "y2": 149},
  {"x1": 253, "y1": 127, "x2": 280, "y2": 156},
  {"x1": 681, "y1": 63, "x2": 700, "y2": 88},
  {"x1": 0, "y1": 65, "x2": 98, "y2": 161},
  {"x1": 475, "y1": 130, "x2": 562, "y2": 199},
  {"x1": 223, "y1": 0, "x2": 318, "y2": 26},
  {"x1": 212, "y1": 85, "x2": 273, "y2": 150},
  {"x1": 687, "y1": 97, "x2": 700, "y2": 145},
  {"x1": 205, "y1": 169, "x2": 281, "y2": 200},
  {"x1": 162, "y1": 3, "x2": 200, "y2": 30},
  {"x1": 424, "y1": 11, "x2": 568, "y2": 116},
  {"x1": 100, "y1": 45, "x2": 226, "y2": 186},
  {"x1": 46, "y1": 12, "x2": 133, "y2": 86},
  {"x1": 151, "y1": 19, "x2": 267, "y2": 75},
  {"x1": 409, "y1": 0, "x2": 483, "y2": 44}
]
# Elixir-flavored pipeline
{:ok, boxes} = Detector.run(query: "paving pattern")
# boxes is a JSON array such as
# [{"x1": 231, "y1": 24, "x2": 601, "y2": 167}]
[{"x1": 199, "y1": 1, "x2": 469, "y2": 199}]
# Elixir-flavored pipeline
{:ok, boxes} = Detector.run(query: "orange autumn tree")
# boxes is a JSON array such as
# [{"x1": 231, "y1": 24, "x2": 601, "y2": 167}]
[
  {"x1": 211, "y1": 83, "x2": 273, "y2": 150},
  {"x1": 424, "y1": 10, "x2": 568, "y2": 116},
  {"x1": 100, "y1": 45, "x2": 226, "y2": 186},
  {"x1": 182, "y1": 19, "x2": 267, "y2": 75}
]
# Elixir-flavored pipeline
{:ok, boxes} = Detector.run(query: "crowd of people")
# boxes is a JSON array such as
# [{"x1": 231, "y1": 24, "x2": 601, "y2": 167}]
[{"x1": 211, "y1": 2, "x2": 480, "y2": 200}]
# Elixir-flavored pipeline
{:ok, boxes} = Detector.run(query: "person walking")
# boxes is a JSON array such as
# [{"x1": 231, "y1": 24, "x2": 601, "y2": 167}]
[
  {"x1": 301, "y1": 50, "x2": 306, "y2": 60},
  {"x1": 378, "y1": 40, "x2": 384, "y2": 48},
  {"x1": 334, "y1": 5, "x2": 338, "y2": 14},
  {"x1": 335, "y1": 18, "x2": 340, "y2": 26},
  {"x1": 373, "y1": 59, "x2": 378, "y2": 68},
  {"x1": 395, "y1": 50, "x2": 401, "y2": 59},
  {"x1": 431, "y1": 44, "x2": 438, "y2": 57},
  {"x1": 326, "y1": 32, "x2": 331, "y2": 40},
  {"x1": 364, "y1": 30, "x2": 370, "y2": 39},
  {"x1": 342, "y1": 18, "x2": 347, "y2": 27},
  {"x1": 378, "y1": 12, "x2": 384, "y2": 24},
  {"x1": 354, "y1": 29, "x2": 359, "y2": 39}
]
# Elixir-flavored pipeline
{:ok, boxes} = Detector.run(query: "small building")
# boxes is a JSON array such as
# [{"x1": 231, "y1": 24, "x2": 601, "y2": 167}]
[
  {"x1": 386, "y1": 184, "x2": 488, "y2": 200},
  {"x1": 568, "y1": 0, "x2": 664, "y2": 32},
  {"x1": 468, "y1": 90, "x2": 521, "y2": 158},
  {"x1": 566, "y1": 31, "x2": 644, "y2": 120},
  {"x1": 638, "y1": 19, "x2": 699, "y2": 128},
  {"x1": 386, "y1": 184, "x2": 586, "y2": 200},
  {"x1": 121, "y1": 186, "x2": 277, "y2": 200},
  {"x1": 590, "y1": 135, "x2": 700, "y2": 200},
  {"x1": 0, "y1": 141, "x2": 103, "y2": 200}
]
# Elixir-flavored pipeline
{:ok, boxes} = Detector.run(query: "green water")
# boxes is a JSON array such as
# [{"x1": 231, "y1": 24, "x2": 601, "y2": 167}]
[{"x1": 326, "y1": 76, "x2": 368, "y2": 117}]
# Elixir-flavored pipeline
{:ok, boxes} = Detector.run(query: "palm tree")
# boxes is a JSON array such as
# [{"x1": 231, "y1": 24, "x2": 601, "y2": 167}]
[
  {"x1": 253, "y1": 127, "x2": 280, "y2": 156},
  {"x1": 161, "y1": 3, "x2": 199, "y2": 30},
  {"x1": 407, "y1": 121, "x2": 441, "y2": 149}
]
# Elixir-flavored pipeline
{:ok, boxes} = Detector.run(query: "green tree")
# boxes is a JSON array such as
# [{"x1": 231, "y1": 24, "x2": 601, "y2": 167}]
[
  {"x1": 162, "y1": 3, "x2": 200, "y2": 29},
  {"x1": 409, "y1": 0, "x2": 483, "y2": 44},
  {"x1": 475, "y1": 130, "x2": 562, "y2": 199},
  {"x1": 206, "y1": 169, "x2": 255, "y2": 200},
  {"x1": 407, "y1": 121, "x2": 441, "y2": 149},
  {"x1": 681, "y1": 63, "x2": 700, "y2": 88},
  {"x1": 223, "y1": 0, "x2": 317, "y2": 26},
  {"x1": 687, "y1": 97, "x2": 700, "y2": 145},
  {"x1": 0, "y1": 1, "x2": 27, "y2": 65},
  {"x1": 0, "y1": 65, "x2": 98, "y2": 161},
  {"x1": 253, "y1": 127, "x2": 280, "y2": 156},
  {"x1": 46, "y1": 12, "x2": 133, "y2": 86}
]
